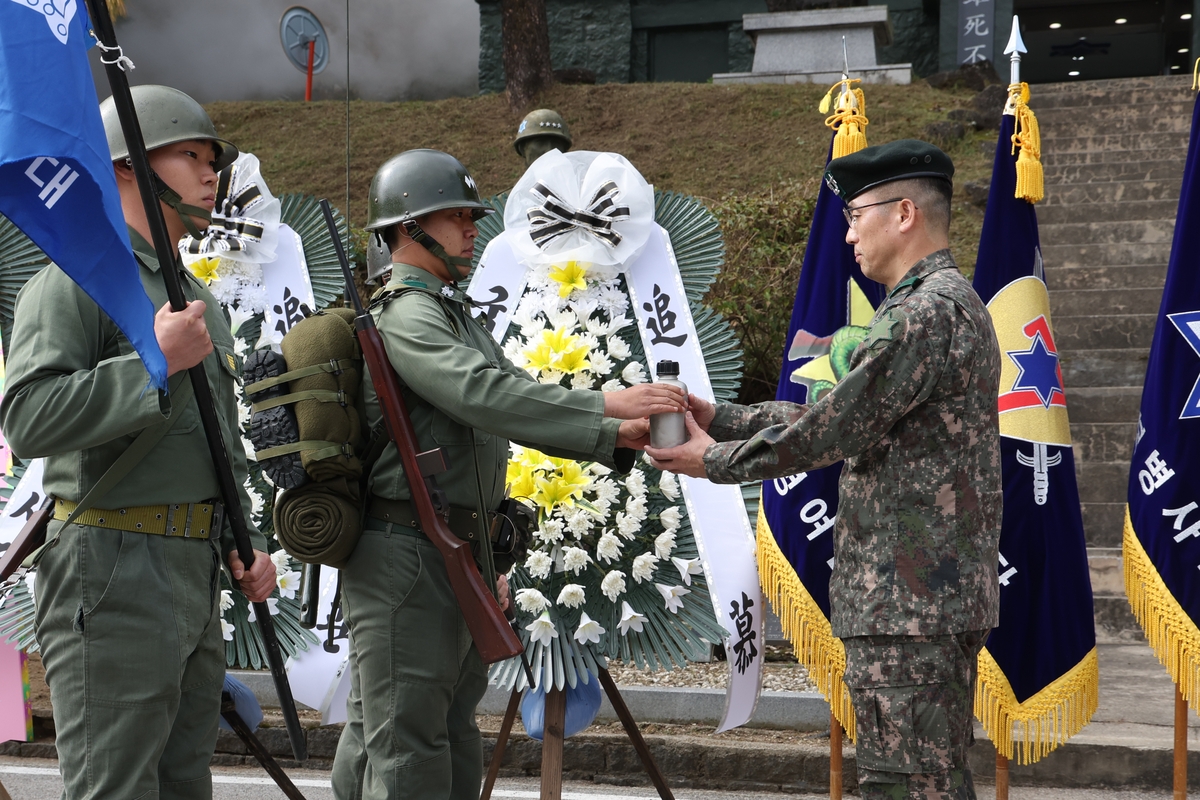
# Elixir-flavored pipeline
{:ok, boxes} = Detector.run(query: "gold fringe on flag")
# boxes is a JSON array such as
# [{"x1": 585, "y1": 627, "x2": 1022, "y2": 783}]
[
  {"x1": 1124, "y1": 506, "x2": 1200, "y2": 709},
  {"x1": 755, "y1": 499, "x2": 856, "y2": 742},
  {"x1": 974, "y1": 645, "x2": 1099, "y2": 764},
  {"x1": 819, "y1": 78, "x2": 869, "y2": 159},
  {"x1": 1007, "y1": 82, "x2": 1044, "y2": 203},
  {"x1": 107, "y1": 0, "x2": 127, "y2": 19}
]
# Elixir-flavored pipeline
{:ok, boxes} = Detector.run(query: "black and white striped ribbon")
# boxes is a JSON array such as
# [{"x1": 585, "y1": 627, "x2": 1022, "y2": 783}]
[
  {"x1": 526, "y1": 180, "x2": 630, "y2": 249},
  {"x1": 182, "y1": 162, "x2": 268, "y2": 255}
]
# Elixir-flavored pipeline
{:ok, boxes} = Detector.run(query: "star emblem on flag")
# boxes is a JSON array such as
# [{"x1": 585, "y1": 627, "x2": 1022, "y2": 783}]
[
  {"x1": 1007, "y1": 330, "x2": 1063, "y2": 409},
  {"x1": 1168, "y1": 309, "x2": 1200, "y2": 420}
]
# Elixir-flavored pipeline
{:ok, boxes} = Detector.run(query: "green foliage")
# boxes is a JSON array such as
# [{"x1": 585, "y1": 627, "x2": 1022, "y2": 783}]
[{"x1": 706, "y1": 180, "x2": 819, "y2": 406}]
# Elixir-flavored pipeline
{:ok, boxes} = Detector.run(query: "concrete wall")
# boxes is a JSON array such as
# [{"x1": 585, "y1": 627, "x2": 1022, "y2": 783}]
[
  {"x1": 870, "y1": 0, "x2": 940, "y2": 78},
  {"x1": 90, "y1": 0, "x2": 479, "y2": 103}
]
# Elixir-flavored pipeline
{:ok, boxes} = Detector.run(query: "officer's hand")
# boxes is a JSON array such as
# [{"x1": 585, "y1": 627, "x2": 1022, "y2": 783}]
[
  {"x1": 616, "y1": 418, "x2": 651, "y2": 450},
  {"x1": 645, "y1": 412, "x2": 714, "y2": 479},
  {"x1": 687, "y1": 394, "x2": 716, "y2": 432},
  {"x1": 155, "y1": 300, "x2": 212, "y2": 375},
  {"x1": 497, "y1": 574, "x2": 511, "y2": 613},
  {"x1": 603, "y1": 383, "x2": 686, "y2": 419},
  {"x1": 228, "y1": 548, "x2": 276, "y2": 603}
]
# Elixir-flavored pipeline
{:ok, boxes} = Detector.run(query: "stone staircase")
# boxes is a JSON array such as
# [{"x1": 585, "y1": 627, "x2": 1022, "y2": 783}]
[{"x1": 1029, "y1": 75, "x2": 1193, "y2": 642}]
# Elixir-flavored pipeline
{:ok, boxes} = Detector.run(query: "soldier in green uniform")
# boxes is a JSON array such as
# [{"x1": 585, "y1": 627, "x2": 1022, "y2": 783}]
[
  {"x1": 0, "y1": 85, "x2": 275, "y2": 799},
  {"x1": 647, "y1": 140, "x2": 1002, "y2": 800},
  {"x1": 513, "y1": 109, "x2": 572, "y2": 167},
  {"x1": 330, "y1": 149, "x2": 680, "y2": 800}
]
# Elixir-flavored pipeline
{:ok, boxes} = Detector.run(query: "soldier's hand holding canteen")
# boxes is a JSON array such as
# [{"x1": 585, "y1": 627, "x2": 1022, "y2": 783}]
[
  {"x1": 616, "y1": 418, "x2": 652, "y2": 451},
  {"x1": 686, "y1": 393, "x2": 715, "y2": 432},
  {"x1": 602, "y1": 382, "x2": 686, "y2": 420},
  {"x1": 155, "y1": 300, "x2": 213, "y2": 376},
  {"x1": 644, "y1": 412, "x2": 714, "y2": 479}
]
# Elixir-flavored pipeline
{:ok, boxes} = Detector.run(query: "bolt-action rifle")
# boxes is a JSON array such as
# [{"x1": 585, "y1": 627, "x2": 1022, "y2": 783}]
[{"x1": 318, "y1": 201, "x2": 524, "y2": 665}]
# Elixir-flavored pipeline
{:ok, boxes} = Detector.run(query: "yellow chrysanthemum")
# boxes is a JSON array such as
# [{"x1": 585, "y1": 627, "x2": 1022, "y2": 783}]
[
  {"x1": 189, "y1": 257, "x2": 221, "y2": 284},
  {"x1": 548, "y1": 261, "x2": 588, "y2": 298}
]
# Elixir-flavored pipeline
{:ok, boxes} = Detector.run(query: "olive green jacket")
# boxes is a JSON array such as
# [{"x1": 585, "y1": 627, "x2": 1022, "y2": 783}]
[
  {"x1": 0, "y1": 229, "x2": 265, "y2": 558},
  {"x1": 364, "y1": 263, "x2": 630, "y2": 517}
]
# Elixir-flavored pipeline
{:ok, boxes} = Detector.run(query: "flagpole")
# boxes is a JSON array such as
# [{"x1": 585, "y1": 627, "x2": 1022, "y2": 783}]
[
  {"x1": 1176, "y1": 686, "x2": 1188, "y2": 800},
  {"x1": 829, "y1": 710, "x2": 842, "y2": 800},
  {"x1": 82, "y1": 0, "x2": 308, "y2": 762}
]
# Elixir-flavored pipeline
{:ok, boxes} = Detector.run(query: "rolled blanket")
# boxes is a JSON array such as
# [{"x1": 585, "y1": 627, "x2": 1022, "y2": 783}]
[
  {"x1": 279, "y1": 307, "x2": 362, "y2": 482},
  {"x1": 274, "y1": 477, "x2": 362, "y2": 567}
]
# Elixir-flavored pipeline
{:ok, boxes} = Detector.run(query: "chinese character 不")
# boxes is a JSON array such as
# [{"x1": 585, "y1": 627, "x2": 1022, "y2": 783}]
[
  {"x1": 961, "y1": 44, "x2": 988, "y2": 64},
  {"x1": 963, "y1": 14, "x2": 989, "y2": 36},
  {"x1": 727, "y1": 592, "x2": 759, "y2": 675},
  {"x1": 471, "y1": 285, "x2": 509, "y2": 333},
  {"x1": 1165, "y1": 502, "x2": 1200, "y2": 542},
  {"x1": 998, "y1": 551, "x2": 1017, "y2": 586},
  {"x1": 1139, "y1": 450, "x2": 1175, "y2": 495},
  {"x1": 273, "y1": 286, "x2": 313, "y2": 338},
  {"x1": 643, "y1": 284, "x2": 687, "y2": 347}
]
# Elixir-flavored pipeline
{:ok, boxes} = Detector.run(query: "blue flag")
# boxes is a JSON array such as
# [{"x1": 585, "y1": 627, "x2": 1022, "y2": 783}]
[
  {"x1": 971, "y1": 102, "x2": 1098, "y2": 764},
  {"x1": 756, "y1": 138, "x2": 885, "y2": 740},
  {"x1": 0, "y1": 2, "x2": 167, "y2": 389},
  {"x1": 1125, "y1": 91, "x2": 1200, "y2": 711}
]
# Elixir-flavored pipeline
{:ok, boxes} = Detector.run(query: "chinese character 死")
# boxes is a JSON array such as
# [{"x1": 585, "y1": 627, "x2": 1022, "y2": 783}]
[
  {"x1": 471, "y1": 285, "x2": 509, "y2": 333},
  {"x1": 728, "y1": 591, "x2": 759, "y2": 675},
  {"x1": 643, "y1": 284, "x2": 687, "y2": 347},
  {"x1": 1139, "y1": 450, "x2": 1175, "y2": 495},
  {"x1": 273, "y1": 286, "x2": 313, "y2": 338},
  {"x1": 1164, "y1": 502, "x2": 1200, "y2": 542},
  {"x1": 963, "y1": 14, "x2": 989, "y2": 36}
]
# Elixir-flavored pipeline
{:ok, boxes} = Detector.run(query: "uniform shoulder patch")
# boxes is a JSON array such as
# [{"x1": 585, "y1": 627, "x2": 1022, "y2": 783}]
[{"x1": 863, "y1": 307, "x2": 905, "y2": 352}]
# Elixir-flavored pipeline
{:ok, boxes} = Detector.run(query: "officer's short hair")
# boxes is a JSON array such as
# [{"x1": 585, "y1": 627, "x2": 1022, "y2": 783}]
[{"x1": 890, "y1": 177, "x2": 952, "y2": 235}]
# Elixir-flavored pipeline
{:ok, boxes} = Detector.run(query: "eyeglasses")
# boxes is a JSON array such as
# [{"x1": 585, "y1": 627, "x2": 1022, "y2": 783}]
[{"x1": 843, "y1": 197, "x2": 905, "y2": 228}]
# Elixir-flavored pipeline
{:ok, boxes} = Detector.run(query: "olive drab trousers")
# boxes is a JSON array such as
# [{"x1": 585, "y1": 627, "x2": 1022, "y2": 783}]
[
  {"x1": 331, "y1": 522, "x2": 488, "y2": 800},
  {"x1": 35, "y1": 522, "x2": 226, "y2": 800}
]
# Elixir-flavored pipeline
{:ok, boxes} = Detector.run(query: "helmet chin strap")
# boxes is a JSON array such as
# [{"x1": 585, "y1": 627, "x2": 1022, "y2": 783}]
[
  {"x1": 150, "y1": 170, "x2": 212, "y2": 241},
  {"x1": 401, "y1": 219, "x2": 472, "y2": 281}
]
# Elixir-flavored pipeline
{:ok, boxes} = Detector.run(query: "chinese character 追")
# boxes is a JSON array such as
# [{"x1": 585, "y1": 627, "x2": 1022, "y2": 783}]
[
  {"x1": 1139, "y1": 450, "x2": 1175, "y2": 495},
  {"x1": 471, "y1": 285, "x2": 509, "y2": 333},
  {"x1": 1164, "y1": 502, "x2": 1200, "y2": 542},
  {"x1": 643, "y1": 284, "x2": 687, "y2": 347},
  {"x1": 727, "y1": 591, "x2": 759, "y2": 675},
  {"x1": 273, "y1": 286, "x2": 313, "y2": 337}
]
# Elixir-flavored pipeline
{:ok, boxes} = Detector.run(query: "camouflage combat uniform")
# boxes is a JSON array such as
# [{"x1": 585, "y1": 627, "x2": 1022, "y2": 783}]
[{"x1": 704, "y1": 250, "x2": 1002, "y2": 799}]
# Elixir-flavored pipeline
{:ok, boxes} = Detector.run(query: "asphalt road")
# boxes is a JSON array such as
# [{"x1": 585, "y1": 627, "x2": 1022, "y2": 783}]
[{"x1": 0, "y1": 757, "x2": 1180, "y2": 799}]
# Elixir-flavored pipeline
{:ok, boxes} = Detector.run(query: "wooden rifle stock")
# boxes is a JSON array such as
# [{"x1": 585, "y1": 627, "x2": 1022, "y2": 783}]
[
  {"x1": 319, "y1": 200, "x2": 523, "y2": 665},
  {"x1": 0, "y1": 497, "x2": 53, "y2": 583}
]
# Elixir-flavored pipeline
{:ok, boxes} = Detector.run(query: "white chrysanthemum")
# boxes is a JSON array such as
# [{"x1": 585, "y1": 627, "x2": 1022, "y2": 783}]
[
  {"x1": 238, "y1": 402, "x2": 252, "y2": 429},
  {"x1": 571, "y1": 371, "x2": 594, "y2": 391},
  {"x1": 525, "y1": 551, "x2": 553, "y2": 580},
  {"x1": 562, "y1": 546, "x2": 591, "y2": 575},
  {"x1": 504, "y1": 338, "x2": 529, "y2": 369},
  {"x1": 618, "y1": 601, "x2": 647, "y2": 635},
  {"x1": 601, "y1": 378, "x2": 624, "y2": 393},
  {"x1": 271, "y1": 549, "x2": 292, "y2": 573},
  {"x1": 247, "y1": 486, "x2": 265, "y2": 525},
  {"x1": 597, "y1": 286, "x2": 629, "y2": 318},
  {"x1": 615, "y1": 512, "x2": 641, "y2": 539},
  {"x1": 557, "y1": 584, "x2": 586, "y2": 608},
  {"x1": 564, "y1": 507, "x2": 593, "y2": 538},
  {"x1": 536, "y1": 518, "x2": 565, "y2": 545},
  {"x1": 625, "y1": 469, "x2": 646, "y2": 496},
  {"x1": 654, "y1": 530, "x2": 677, "y2": 560},
  {"x1": 246, "y1": 598, "x2": 280, "y2": 622},
  {"x1": 584, "y1": 316, "x2": 611, "y2": 337},
  {"x1": 588, "y1": 350, "x2": 614, "y2": 377},
  {"x1": 601, "y1": 570, "x2": 627, "y2": 601},
  {"x1": 658, "y1": 471, "x2": 680, "y2": 501},
  {"x1": 548, "y1": 308, "x2": 578, "y2": 331},
  {"x1": 659, "y1": 506, "x2": 682, "y2": 532},
  {"x1": 606, "y1": 335, "x2": 631, "y2": 360},
  {"x1": 672, "y1": 556, "x2": 704, "y2": 586},
  {"x1": 276, "y1": 570, "x2": 301, "y2": 599},
  {"x1": 220, "y1": 590, "x2": 235, "y2": 612},
  {"x1": 574, "y1": 612, "x2": 605, "y2": 644},
  {"x1": 656, "y1": 583, "x2": 691, "y2": 613},
  {"x1": 526, "y1": 611, "x2": 559, "y2": 648},
  {"x1": 593, "y1": 478, "x2": 620, "y2": 505},
  {"x1": 631, "y1": 552, "x2": 657, "y2": 583},
  {"x1": 515, "y1": 588, "x2": 550, "y2": 615},
  {"x1": 624, "y1": 496, "x2": 648, "y2": 522},
  {"x1": 221, "y1": 618, "x2": 236, "y2": 641},
  {"x1": 596, "y1": 532, "x2": 623, "y2": 564},
  {"x1": 541, "y1": 368, "x2": 565, "y2": 385},
  {"x1": 621, "y1": 361, "x2": 647, "y2": 385}
]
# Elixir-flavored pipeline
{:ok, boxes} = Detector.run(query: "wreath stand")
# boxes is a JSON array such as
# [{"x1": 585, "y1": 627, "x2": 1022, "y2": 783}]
[{"x1": 481, "y1": 666, "x2": 675, "y2": 800}]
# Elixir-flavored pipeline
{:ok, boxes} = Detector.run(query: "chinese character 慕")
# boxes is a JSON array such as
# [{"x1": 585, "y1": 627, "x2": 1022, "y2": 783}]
[{"x1": 727, "y1": 591, "x2": 759, "y2": 675}]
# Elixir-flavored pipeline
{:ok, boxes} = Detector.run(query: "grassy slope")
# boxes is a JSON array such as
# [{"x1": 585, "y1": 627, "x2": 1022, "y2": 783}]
[{"x1": 207, "y1": 81, "x2": 996, "y2": 272}]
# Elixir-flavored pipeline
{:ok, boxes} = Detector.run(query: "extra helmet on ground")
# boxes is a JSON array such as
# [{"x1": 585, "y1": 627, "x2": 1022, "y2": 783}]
[
  {"x1": 101, "y1": 84, "x2": 238, "y2": 171},
  {"x1": 364, "y1": 149, "x2": 492, "y2": 232},
  {"x1": 513, "y1": 109, "x2": 572, "y2": 155}
]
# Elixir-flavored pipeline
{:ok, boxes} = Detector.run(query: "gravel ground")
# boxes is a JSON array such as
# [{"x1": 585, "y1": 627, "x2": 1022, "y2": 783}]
[{"x1": 605, "y1": 644, "x2": 817, "y2": 693}]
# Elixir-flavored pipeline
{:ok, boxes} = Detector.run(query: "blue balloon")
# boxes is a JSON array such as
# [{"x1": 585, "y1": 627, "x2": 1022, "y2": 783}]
[{"x1": 519, "y1": 676, "x2": 604, "y2": 740}]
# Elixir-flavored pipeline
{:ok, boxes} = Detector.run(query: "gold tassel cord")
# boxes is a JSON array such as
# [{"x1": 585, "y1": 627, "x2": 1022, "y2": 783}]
[
  {"x1": 755, "y1": 503, "x2": 856, "y2": 742},
  {"x1": 107, "y1": 0, "x2": 127, "y2": 19},
  {"x1": 975, "y1": 646, "x2": 1099, "y2": 764},
  {"x1": 1124, "y1": 507, "x2": 1200, "y2": 710},
  {"x1": 1009, "y1": 82, "x2": 1044, "y2": 204},
  {"x1": 820, "y1": 78, "x2": 869, "y2": 159}
]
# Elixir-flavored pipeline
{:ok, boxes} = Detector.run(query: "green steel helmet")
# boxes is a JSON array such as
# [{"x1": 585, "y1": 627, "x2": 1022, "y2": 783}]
[
  {"x1": 512, "y1": 109, "x2": 572, "y2": 156},
  {"x1": 100, "y1": 84, "x2": 238, "y2": 171},
  {"x1": 364, "y1": 149, "x2": 492, "y2": 232}
]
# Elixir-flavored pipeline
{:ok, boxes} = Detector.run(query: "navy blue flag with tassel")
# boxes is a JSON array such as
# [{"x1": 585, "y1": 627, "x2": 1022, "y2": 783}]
[
  {"x1": 0, "y1": 0, "x2": 167, "y2": 389},
  {"x1": 1123, "y1": 80, "x2": 1200, "y2": 719},
  {"x1": 755, "y1": 83, "x2": 885, "y2": 739},
  {"x1": 971, "y1": 82, "x2": 1098, "y2": 765}
]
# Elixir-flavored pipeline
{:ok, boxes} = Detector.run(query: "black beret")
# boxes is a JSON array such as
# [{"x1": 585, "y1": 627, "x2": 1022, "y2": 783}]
[{"x1": 824, "y1": 139, "x2": 955, "y2": 203}]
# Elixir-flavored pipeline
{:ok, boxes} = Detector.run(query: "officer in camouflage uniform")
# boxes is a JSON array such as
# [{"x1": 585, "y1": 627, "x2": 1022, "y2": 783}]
[
  {"x1": 1, "y1": 85, "x2": 275, "y2": 799},
  {"x1": 513, "y1": 108, "x2": 572, "y2": 167},
  {"x1": 647, "y1": 140, "x2": 1002, "y2": 800},
  {"x1": 331, "y1": 149, "x2": 680, "y2": 800}
]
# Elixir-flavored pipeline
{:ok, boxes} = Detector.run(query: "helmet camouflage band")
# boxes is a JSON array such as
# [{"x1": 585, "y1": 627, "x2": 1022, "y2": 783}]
[
  {"x1": 513, "y1": 109, "x2": 572, "y2": 155},
  {"x1": 100, "y1": 84, "x2": 238, "y2": 171}
]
